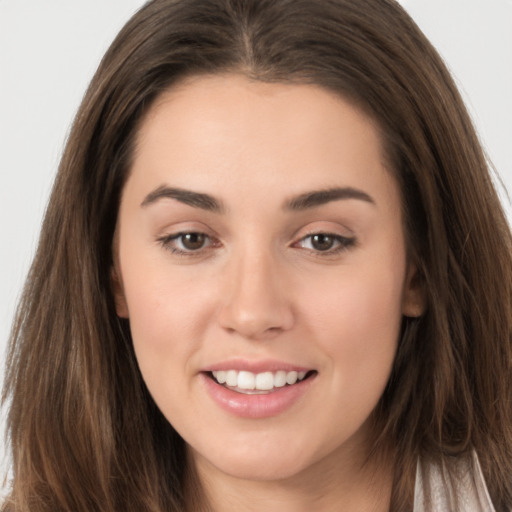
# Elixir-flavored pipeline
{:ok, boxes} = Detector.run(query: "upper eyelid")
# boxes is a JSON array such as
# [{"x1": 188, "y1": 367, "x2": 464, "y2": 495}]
[
  {"x1": 290, "y1": 219, "x2": 355, "y2": 238},
  {"x1": 298, "y1": 229, "x2": 353, "y2": 239},
  {"x1": 300, "y1": 232, "x2": 354, "y2": 241},
  {"x1": 157, "y1": 224, "x2": 219, "y2": 242}
]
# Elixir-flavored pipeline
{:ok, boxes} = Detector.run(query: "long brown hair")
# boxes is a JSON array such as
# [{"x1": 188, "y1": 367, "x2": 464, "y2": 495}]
[{"x1": 3, "y1": 0, "x2": 512, "y2": 510}]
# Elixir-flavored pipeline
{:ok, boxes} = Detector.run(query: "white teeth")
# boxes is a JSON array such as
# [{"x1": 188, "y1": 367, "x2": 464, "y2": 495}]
[
  {"x1": 255, "y1": 372, "x2": 274, "y2": 391},
  {"x1": 226, "y1": 370, "x2": 238, "y2": 387},
  {"x1": 211, "y1": 369, "x2": 309, "y2": 390},
  {"x1": 286, "y1": 371, "x2": 298, "y2": 385},
  {"x1": 215, "y1": 370, "x2": 227, "y2": 384},
  {"x1": 237, "y1": 371, "x2": 255, "y2": 390},
  {"x1": 274, "y1": 370, "x2": 287, "y2": 388}
]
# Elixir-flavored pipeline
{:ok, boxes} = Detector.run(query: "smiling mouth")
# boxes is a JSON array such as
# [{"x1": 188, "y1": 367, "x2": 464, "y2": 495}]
[{"x1": 208, "y1": 369, "x2": 317, "y2": 394}]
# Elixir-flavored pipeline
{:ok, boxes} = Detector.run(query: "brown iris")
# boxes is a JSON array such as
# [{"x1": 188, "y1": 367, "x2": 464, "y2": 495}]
[
  {"x1": 310, "y1": 234, "x2": 336, "y2": 251},
  {"x1": 181, "y1": 233, "x2": 207, "y2": 250}
]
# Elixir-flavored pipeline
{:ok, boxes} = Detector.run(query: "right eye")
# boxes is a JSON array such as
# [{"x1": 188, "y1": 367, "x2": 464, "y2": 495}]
[{"x1": 158, "y1": 232, "x2": 215, "y2": 255}]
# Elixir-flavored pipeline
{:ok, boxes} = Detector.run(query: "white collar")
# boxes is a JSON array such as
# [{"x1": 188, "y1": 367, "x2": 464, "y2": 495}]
[{"x1": 414, "y1": 451, "x2": 496, "y2": 511}]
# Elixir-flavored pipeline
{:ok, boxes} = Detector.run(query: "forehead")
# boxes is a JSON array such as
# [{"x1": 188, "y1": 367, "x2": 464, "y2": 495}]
[
  {"x1": 137, "y1": 74, "x2": 384, "y2": 151},
  {"x1": 127, "y1": 74, "x2": 398, "y2": 211}
]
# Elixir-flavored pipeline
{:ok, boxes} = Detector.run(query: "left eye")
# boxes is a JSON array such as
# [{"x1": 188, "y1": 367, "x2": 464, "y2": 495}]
[
  {"x1": 160, "y1": 232, "x2": 212, "y2": 253},
  {"x1": 297, "y1": 233, "x2": 355, "y2": 252}
]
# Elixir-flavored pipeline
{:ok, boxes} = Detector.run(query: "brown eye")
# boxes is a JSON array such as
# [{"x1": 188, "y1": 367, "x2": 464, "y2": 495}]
[
  {"x1": 295, "y1": 232, "x2": 356, "y2": 254},
  {"x1": 310, "y1": 234, "x2": 336, "y2": 251},
  {"x1": 180, "y1": 233, "x2": 207, "y2": 250},
  {"x1": 158, "y1": 232, "x2": 214, "y2": 255}
]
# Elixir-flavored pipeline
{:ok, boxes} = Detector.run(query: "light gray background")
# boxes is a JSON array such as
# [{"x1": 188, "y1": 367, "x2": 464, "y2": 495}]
[{"x1": 1, "y1": 0, "x2": 511, "y2": 488}]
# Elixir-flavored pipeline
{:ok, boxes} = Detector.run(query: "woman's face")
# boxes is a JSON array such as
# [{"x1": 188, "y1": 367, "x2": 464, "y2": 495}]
[{"x1": 113, "y1": 74, "x2": 422, "y2": 482}]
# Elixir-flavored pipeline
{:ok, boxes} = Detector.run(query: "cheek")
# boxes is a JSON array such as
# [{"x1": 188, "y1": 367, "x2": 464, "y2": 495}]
[
  {"x1": 121, "y1": 267, "x2": 217, "y2": 422},
  {"x1": 303, "y1": 264, "x2": 404, "y2": 381},
  {"x1": 119, "y1": 254, "x2": 216, "y2": 373},
  {"x1": 307, "y1": 262, "x2": 404, "y2": 330}
]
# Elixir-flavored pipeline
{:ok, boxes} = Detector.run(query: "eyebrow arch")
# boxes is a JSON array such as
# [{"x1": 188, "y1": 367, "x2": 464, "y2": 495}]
[
  {"x1": 141, "y1": 185, "x2": 224, "y2": 213},
  {"x1": 285, "y1": 187, "x2": 375, "y2": 210}
]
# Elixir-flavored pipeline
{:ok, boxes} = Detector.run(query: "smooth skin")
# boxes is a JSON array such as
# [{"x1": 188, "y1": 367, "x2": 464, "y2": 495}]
[{"x1": 113, "y1": 74, "x2": 424, "y2": 512}]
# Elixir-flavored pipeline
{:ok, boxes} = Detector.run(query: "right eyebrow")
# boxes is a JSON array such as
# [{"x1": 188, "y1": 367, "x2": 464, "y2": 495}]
[{"x1": 140, "y1": 185, "x2": 225, "y2": 213}]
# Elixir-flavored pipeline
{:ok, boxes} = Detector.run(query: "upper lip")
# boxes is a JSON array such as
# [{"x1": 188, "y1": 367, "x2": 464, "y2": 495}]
[{"x1": 203, "y1": 359, "x2": 313, "y2": 374}]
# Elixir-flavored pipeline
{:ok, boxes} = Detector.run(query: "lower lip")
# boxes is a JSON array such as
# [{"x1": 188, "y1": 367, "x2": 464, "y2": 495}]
[{"x1": 201, "y1": 373, "x2": 315, "y2": 419}]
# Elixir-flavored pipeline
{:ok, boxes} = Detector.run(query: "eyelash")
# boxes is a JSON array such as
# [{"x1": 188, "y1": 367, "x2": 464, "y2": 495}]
[{"x1": 157, "y1": 231, "x2": 356, "y2": 257}]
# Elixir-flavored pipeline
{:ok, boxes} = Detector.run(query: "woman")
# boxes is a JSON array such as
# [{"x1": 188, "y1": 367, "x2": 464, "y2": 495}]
[{"x1": 2, "y1": 0, "x2": 511, "y2": 510}]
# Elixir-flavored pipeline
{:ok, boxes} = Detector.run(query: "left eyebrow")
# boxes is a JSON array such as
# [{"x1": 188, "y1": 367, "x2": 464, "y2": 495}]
[{"x1": 285, "y1": 187, "x2": 376, "y2": 211}]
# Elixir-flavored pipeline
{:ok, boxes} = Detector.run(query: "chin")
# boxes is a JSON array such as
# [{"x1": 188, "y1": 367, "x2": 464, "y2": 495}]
[
  {"x1": 211, "y1": 454, "x2": 310, "y2": 482},
  {"x1": 188, "y1": 433, "x2": 332, "y2": 484}
]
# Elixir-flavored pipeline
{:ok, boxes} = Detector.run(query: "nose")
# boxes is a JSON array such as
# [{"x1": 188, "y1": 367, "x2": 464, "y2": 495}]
[{"x1": 217, "y1": 249, "x2": 295, "y2": 340}]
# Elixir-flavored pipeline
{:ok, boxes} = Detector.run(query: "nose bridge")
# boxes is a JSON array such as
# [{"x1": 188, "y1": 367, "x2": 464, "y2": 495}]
[{"x1": 218, "y1": 241, "x2": 294, "y2": 339}]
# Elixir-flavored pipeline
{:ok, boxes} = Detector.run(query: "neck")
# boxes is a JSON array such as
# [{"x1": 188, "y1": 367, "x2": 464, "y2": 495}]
[{"x1": 184, "y1": 439, "x2": 394, "y2": 512}]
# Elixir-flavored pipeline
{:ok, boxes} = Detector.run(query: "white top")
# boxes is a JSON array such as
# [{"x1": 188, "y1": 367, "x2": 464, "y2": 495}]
[{"x1": 414, "y1": 451, "x2": 496, "y2": 511}]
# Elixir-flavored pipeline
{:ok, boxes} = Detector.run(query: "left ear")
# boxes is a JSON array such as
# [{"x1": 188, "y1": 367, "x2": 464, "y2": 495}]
[{"x1": 401, "y1": 262, "x2": 426, "y2": 318}]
